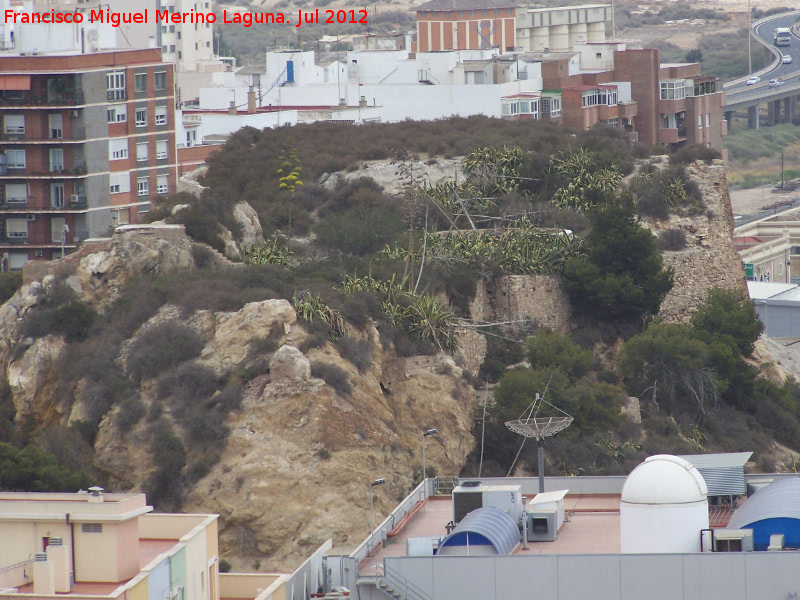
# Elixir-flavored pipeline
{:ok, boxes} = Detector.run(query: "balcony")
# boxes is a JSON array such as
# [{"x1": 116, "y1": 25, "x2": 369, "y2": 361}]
[
  {"x1": 0, "y1": 126, "x2": 87, "y2": 142},
  {"x1": 0, "y1": 164, "x2": 88, "y2": 178},
  {"x1": 0, "y1": 231, "x2": 85, "y2": 247},
  {"x1": 658, "y1": 126, "x2": 687, "y2": 144},
  {"x1": 0, "y1": 90, "x2": 85, "y2": 108},
  {"x1": 0, "y1": 196, "x2": 87, "y2": 212},
  {"x1": 618, "y1": 101, "x2": 637, "y2": 118}
]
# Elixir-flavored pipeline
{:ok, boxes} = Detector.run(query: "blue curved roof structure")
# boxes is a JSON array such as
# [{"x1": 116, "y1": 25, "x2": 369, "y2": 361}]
[
  {"x1": 728, "y1": 477, "x2": 800, "y2": 550},
  {"x1": 437, "y1": 507, "x2": 519, "y2": 556}
]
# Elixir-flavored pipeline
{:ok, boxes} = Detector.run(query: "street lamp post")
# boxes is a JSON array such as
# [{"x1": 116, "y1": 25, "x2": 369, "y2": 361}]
[
  {"x1": 422, "y1": 428, "x2": 438, "y2": 485},
  {"x1": 369, "y1": 478, "x2": 386, "y2": 556}
]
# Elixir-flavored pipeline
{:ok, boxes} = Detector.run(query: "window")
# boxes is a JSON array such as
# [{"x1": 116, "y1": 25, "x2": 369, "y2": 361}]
[
  {"x1": 51, "y1": 217, "x2": 66, "y2": 243},
  {"x1": 161, "y1": 25, "x2": 167, "y2": 33},
  {"x1": 596, "y1": 52, "x2": 602, "y2": 59},
  {"x1": 113, "y1": 208, "x2": 130, "y2": 225},
  {"x1": 49, "y1": 113, "x2": 63, "y2": 139},
  {"x1": 81, "y1": 524, "x2": 103, "y2": 534},
  {"x1": 177, "y1": 51, "x2": 182, "y2": 59},
  {"x1": 6, "y1": 219, "x2": 28, "y2": 239},
  {"x1": 5, "y1": 184, "x2": 27, "y2": 204},
  {"x1": 157, "y1": 174, "x2": 169, "y2": 194},
  {"x1": 156, "y1": 139, "x2": 168, "y2": 159},
  {"x1": 50, "y1": 148, "x2": 64, "y2": 172},
  {"x1": 107, "y1": 106, "x2": 127, "y2": 123},
  {"x1": 110, "y1": 173, "x2": 130, "y2": 194},
  {"x1": 107, "y1": 71, "x2": 126, "y2": 101},
  {"x1": 154, "y1": 71, "x2": 166, "y2": 90},
  {"x1": 169, "y1": 25, "x2": 175, "y2": 33},
  {"x1": 178, "y1": 31, "x2": 182, "y2": 39},
  {"x1": 186, "y1": 129, "x2": 196, "y2": 147},
  {"x1": 109, "y1": 139, "x2": 128, "y2": 160},
  {"x1": 136, "y1": 108, "x2": 147, "y2": 127},
  {"x1": 698, "y1": 115, "x2": 703, "y2": 129},
  {"x1": 162, "y1": 45, "x2": 168, "y2": 53},
  {"x1": 137, "y1": 177, "x2": 149, "y2": 196},
  {"x1": 134, "y1": 73, "x2": 147, "y2": 93},
  {"x1": 660, "y1": 80, "x2": 686, "y2": 100},
  {"x1": 705, "y1": 113, "x2": 710, "y2": 128},
  {"x1": 4, "y1": 114, "x2": 24, "y2": 134},
  {"x1": 155, "y1": 106, "x2": 167, "y2": 126},
  {"x1": 169, "y1": 44, "x2": 176, "y2": 53},
  {"x1": 6, "y1": 149, "x2": 25, "y2": 169},
  {"x1": 51, "y1": 183, "x2": 65, "y2": 208},
  {"x1": 206, "y1": 41, "x2": 210, "y2": 47},
  {"x1": 137, "y1": 142, "x2": 149, "y2": 162},
  {"x1": 550, "y1": 97, "x2": 562, "y2": 118}
]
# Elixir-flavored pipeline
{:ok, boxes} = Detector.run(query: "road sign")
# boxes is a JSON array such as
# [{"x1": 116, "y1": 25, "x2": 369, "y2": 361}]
[{"x1": 744, "y1": 263, "x2": 754, "y2": 278}]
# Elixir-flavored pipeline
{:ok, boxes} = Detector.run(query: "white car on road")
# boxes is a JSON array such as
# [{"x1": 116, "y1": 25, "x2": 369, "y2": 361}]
[
  {"x1": 783, "y1": 55, "x2": 793, "y2": 64},
  {"x1": 747, "y1": 76, "x2": 761, "y2": 85}
]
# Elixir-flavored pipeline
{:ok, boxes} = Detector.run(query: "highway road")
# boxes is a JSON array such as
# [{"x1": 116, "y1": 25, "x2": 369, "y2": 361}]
[{"x1": 725, "y1": 10, "x2": 800, "y2": 106}]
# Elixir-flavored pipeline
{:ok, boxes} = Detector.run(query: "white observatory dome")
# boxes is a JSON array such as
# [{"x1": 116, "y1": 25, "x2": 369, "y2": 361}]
[
  {"x1": 620, "y1": 455, "x2": 709, "y2": 554},
  {"x1": 622, "y1": 455, "x2": 708, "y2": 505}
]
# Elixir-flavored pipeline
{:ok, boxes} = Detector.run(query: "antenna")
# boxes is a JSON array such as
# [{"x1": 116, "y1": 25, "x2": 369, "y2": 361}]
[{"x1": 505, "y1": 382, "x2": 573, "y2": 493}]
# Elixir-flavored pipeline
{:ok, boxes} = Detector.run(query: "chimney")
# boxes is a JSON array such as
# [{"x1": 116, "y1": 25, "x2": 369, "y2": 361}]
[
  {"x1": 33, "y1": 554, "x2": 55, "y2": 595},
  {"x1": 247, "y1": 86, "x2": 256, "y2": 114},
  {"x1": 228, "y1": 101, "x2": 237, "y2": 115},
  {"x1": 339, "y1": 98, "x2": 347, "y2": 108},
  {"x1": 88, "y1": 486, "x2": 104, "y2": 503},
  {"x1": 47, "y1": 539, "x2": 72, "y2": 593},
  {"x1": 359, "y1": 95, "x2": 367, "y2": 108}
]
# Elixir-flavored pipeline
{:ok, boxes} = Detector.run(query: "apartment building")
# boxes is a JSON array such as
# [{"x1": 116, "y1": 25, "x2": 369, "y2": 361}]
[
  {"x1": 0, "y1": 490, "x2": 289, "y2": 600},
  {"x1": 0, "y1": 48, "x2": 177, "y2": 268},
  {"x1": 414, "y1": 0, "x2": 519, "y2": 53}
]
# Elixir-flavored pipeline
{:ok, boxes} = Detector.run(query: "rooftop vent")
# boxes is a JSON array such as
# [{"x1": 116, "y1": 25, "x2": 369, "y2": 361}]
[
  {"x1": 34, "y1": 553, "x2": 47, "y2": 562},
  {"x1": 48, "y1": 538, "x2": 63, "y2": 547}
]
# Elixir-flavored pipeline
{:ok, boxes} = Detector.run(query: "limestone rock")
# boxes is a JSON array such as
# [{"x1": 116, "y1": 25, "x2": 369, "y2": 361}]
[
  {"x1": 269, "y1": 345, "x2": 311, "y2": 382},
  {"x1": 220, "y1": 226, "x2": 241, "y2": 260},
  {"x1": 177, "y1": 165, "x2": 208, "y2": 197},
  {"x1": 201, "y1": 299, "x2": 296, "y2": 373},
  {"x1": 7, "y1": 335, "x2": 66, "y2": 426},
  {"x1": 233, "y1": 201, "x2": 265, "y2": 249}
]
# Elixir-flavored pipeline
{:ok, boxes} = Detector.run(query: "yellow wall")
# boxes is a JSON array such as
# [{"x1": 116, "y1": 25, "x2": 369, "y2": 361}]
[
  {"x1": 219, "y1": 574, "x2": 286, "y2": 599},
  {"x1": 0, "y1": 522, "x2": 71, "y2": 575},
  {"x1": 74, "y1": 522, "x2": 117, "y2": 582},
  {"x1": 139, "y1": 514, "x2": 208, "y2": 540},
  {"x1": 127, "y1": 575, "x2": 149, "y2": 600},
  {"x1": 183, "y1": 526, "x2": 207, "y2": 600}
]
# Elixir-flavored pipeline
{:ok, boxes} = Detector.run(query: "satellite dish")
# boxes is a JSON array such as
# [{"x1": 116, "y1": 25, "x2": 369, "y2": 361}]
[{"x1": 505, "y1": 388, "x2": 573, "y2": 493}]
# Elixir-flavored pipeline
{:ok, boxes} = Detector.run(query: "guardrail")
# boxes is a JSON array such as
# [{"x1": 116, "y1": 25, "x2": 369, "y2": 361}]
[
  {"x1": 726, "y1": 77, "x2": 800, "y2": 108},
  {"x1": 384, "y1": 562, "x2": 430, "y2": 600},
  {"x1": 724, "y1": 10, "x2": 800, "y2": 89}
]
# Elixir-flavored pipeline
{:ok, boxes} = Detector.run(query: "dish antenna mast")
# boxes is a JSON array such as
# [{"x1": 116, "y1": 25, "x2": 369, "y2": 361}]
[{"x1": 505, "y1": 387, "x2": 573, "y2": 493}]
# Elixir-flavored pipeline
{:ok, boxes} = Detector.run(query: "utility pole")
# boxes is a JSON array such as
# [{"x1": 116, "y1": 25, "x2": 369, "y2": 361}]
[{"x1": 748, "y1": 0, "x2": 752, "y2": 75}]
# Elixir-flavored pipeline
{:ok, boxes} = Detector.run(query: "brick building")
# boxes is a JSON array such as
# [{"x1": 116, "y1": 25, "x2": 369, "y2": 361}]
[
  {"x1": 0, "y1": 48, "x2": 177, "y2": 268},
  {"x1": 414, "y1": 0, "x2": 518, "y2": 53},
  {"x1": 542, "y1": 47, "x2": 726, "y2": 151}
]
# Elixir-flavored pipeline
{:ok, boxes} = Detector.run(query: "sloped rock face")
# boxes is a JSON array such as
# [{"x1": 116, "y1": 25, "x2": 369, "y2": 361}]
[
  {"x1": 646, "y1": 160, "x2": 748, "y2": 323},
  {"x1": 7, "y1": 335, "x2": 66, "y2": 427},
  {"x1": 234, "y1": 202, "x2": 266, "y2": 249},
  {"x1": 183, "y1": 332, "x2": 476, "y2": 572},
  {"x1": 269, "y1": 345, "x2": 311, "y2": 382},
  {"x1": 200, "y1": 300, "x2": 297, "y2": 373}
]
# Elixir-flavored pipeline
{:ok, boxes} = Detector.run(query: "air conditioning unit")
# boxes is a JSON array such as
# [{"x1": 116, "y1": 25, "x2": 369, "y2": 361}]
[
  {"x1": 69, "y1": 110, "x2": 79, "y2": 117},
  {"x1": 712, "y1": 529, "x2": 753, "y2": 552},
  {"x1": 452, "y1": 482, "x2": 523, "y2": 523},
  {"x1": 35, "y1": 250, "x2": 43, "y2": 257},
  {"x1": 27, "y1": 214, "x2": 36, "y2": 221},
  {"x1": 70, "y1": 194, "x2": 80, "y2": 203}
]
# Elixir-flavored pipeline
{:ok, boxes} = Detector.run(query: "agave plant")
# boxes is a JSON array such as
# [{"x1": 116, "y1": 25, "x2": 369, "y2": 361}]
[
  {"x1": 405, "y1": 292, "x2": 457, "y2": 352},
  {"x1": 242, "y1": 238, "x2": 293, "y2": 266},
  {"x1": 292, "y1": 292, "x2": 347, "y2": 339},
  {"x1": 549, "y1": 148, "x2": 622, "y2": 211}
]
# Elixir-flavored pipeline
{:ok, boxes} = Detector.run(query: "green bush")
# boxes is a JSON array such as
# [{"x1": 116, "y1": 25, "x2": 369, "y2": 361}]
[
  {"x1": 0, "y1": 442, "x2": 93, "y2": 492},
  {"x1": 562, "y1": 194, "x2": 674, "y2": 325},
  {"x1": 335, "y1": 336, "x2": 374, "y2": 373},
  {"x1": 143, "y1": 421, "x2": 186, "y2": 511},
  {"x1": 127, "y1": 321, "x2": 204, "y2": 381},
  {"x1": 526, "y1": 330, "x2": 593, "y2": 382},
  {"x1": 658, "y1": 229, "x2": 687, "y2": 252},
  {"x1": 21, "y1": 300, "x2": 96, "y2": 342},
  {"x1": 311, "y1": 361, "x2": 351, "y2": 396},
  {"x1": 691, "y1": 288, "x2": 764, "y2": 358},
  {"x1": 0, "y1": 272, "x2": 22, "y2": 305},
  {"x1": 670, "y1": 144, "x2": 721, "y2": 166}
]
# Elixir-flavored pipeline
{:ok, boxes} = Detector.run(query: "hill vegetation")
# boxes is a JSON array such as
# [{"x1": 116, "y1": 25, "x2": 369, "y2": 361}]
[{"x1": 4, "y1": 116, "x2": 795, "y2": 510}]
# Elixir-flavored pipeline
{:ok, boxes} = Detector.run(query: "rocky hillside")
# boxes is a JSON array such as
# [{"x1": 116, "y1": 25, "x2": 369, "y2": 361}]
[{"x1": 0, "y1": 225, "x2": 476, "y2": 571}]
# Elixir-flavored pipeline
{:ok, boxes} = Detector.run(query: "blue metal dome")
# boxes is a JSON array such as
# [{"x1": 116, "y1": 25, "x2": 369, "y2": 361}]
[
  {"x1": 728, "y1": 477, "x2": 800, "y2": 550},
  {"x1": 437, "y1": 507, "x2": 519, "y2": 556}
]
